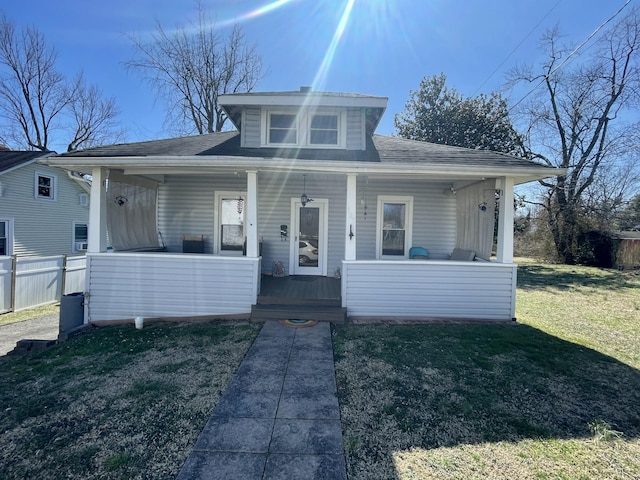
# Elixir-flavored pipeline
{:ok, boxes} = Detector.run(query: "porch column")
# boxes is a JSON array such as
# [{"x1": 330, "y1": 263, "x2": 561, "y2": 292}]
[
  {"x1": 88, "y1": 167, "x2": 107, "y2": 253},
  {"x1": 345, "y1": 173, "x2": 357, "y2": 261},
  {"x1": 246, "y1": 170, "x2": 259, "y2": 257},
  {"x1": 496, "y1": 176, "x2": 514, "y2": 263}
]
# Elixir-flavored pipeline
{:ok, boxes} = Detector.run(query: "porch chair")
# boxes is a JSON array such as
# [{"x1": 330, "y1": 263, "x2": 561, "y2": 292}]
[{"x1": 409, "y1": 246, "x2": 430, "y2": 259}]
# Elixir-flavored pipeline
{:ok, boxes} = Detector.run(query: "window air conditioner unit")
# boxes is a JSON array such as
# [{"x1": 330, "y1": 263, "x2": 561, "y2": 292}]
[{"x1": 75, "y1": 242, "x2": 88, "y2": 251}]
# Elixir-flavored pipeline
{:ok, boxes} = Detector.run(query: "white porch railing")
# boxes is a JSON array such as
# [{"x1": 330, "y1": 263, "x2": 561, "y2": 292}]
[
  {"x1": 341, "y1": 259, "x2": 518, "y2": 321},
  {"x1": 85, "y1": 253, "x2": 261, "y2": 322}
]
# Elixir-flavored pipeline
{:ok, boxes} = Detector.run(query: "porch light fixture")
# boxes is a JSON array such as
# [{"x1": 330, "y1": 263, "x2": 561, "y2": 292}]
[{"x1": 300, "y1": 175, "x2": 314, "y2": 207}]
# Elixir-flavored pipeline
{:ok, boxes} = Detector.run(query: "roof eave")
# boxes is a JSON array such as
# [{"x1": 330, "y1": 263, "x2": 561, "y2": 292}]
[
  {"x1": 40, "y1": 155, "x2": 564, "y2": 184},
  {"x1": 219, "y1": 93, "x2": 388, "y2": 109}
]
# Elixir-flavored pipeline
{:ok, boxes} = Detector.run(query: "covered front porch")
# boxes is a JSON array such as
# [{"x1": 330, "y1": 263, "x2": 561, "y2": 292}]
[{"x1": 76, "y1": 164, "x2": 520, "y2": 324}]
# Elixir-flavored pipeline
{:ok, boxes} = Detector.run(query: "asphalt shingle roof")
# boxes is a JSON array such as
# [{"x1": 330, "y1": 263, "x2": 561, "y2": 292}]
[
  {"x1": 57, "y1": 131, "x2": 548, "y2": 170},
  {"x1": 0, "y1": 151, "x2": 51, "y2": 174}
]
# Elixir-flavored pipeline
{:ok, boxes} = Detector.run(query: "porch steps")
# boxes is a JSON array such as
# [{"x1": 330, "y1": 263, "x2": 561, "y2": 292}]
[{"x1": 250, "y1": 303, "x2": 347, "y2": 324}]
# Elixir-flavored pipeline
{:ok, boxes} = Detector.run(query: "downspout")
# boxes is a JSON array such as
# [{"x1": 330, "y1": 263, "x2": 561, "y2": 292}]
[{"x1": 67, "y1": 171, "x2": 92, "y2": 193}]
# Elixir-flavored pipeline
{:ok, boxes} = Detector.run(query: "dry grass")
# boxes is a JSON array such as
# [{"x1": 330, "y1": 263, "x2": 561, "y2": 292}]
[
  {"x1": 0, "y1": 302, "x2": 60, "y2": 326},
  {"x1": 334, "y1": 259, "x2": 640, "y2": 480},
  {"x1": 0, "y1": 320, "x2": 260, "y2": 479}
]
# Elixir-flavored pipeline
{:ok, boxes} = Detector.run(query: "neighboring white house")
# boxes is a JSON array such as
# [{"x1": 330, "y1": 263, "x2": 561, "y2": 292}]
[
  {"x1": 0, "y1": 150, "x2": 90, "y2": 257},
  {"x1": 42, "y1": 88, "x2": 563, "y2": 324}
]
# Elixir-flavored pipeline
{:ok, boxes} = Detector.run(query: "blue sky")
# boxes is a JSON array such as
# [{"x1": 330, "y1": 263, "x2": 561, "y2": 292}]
[{"x1": 2, "y1": 0, "x2": 634, "y2": 152}]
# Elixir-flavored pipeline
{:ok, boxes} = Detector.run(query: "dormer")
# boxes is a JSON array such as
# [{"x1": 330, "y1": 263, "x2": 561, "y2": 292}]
[{"x1": 219, "y1": 87, "x2": 387, "y2": 151}]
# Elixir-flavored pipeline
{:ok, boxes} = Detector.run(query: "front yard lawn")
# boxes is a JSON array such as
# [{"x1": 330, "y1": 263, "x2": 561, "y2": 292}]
[
  {"x1": 334, "y1": 260, "x2": 640, "y2": 479},
  {"x1": 2, "y1": 260, "x2": 639, "y2": 479},
  {"x1": 0, "y1": 320, "x2": 260, "y2": 479}
]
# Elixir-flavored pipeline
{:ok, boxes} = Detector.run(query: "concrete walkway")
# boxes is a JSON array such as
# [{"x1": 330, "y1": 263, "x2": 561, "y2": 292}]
[
  {"x1": 177, "y1": 320, "x2": 347, "y2": 480},
  {"x1": 0, "y1": 314, "x2": 59, "y2": 356}
]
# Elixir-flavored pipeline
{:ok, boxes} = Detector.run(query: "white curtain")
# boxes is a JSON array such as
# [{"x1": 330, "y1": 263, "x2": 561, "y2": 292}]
[
  {"x1": 456, "y1": 179, "x2": 497, "y2": 260},
  {"x1": 107, "y1": 170, "x2": 160, "y2": 251}
]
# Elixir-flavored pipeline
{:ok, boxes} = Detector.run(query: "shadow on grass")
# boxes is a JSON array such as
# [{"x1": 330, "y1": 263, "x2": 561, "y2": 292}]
[
  {"x1": 334, "y1": 323, "x2": 640, "y2": 477},
  {"x1": 516, "y1": 263, "x2": 638, "y2": 291}
]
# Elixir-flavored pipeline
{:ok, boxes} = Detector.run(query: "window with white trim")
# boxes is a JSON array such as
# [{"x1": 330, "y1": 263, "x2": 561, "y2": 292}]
[
  {"x1": 73, "y1": 222, "x2": 88, "y2": 252},
  {"x1": 35, "y1": 172, "x2": 57, "y2": 200},
  {"x1": 376, "y1": 196, "x2": 413, "y2": 258},
  {"x1": 268, "y1": 113, "x2": 298, "y2": 144},
  {"x1": 0, "y1": 219, "x2": 13, "y2": 256},
  {"x1": 215, "y1": 192, "x2": 247, "y2": 254},
  {"x1": 309, "y1": 114, "x2": 339, "y2": 145},
  {"x1": 262, "y1": 109, "x2": 345, "y2": 148}
]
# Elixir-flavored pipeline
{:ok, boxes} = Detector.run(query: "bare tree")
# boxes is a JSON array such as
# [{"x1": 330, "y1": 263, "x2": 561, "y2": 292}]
[
  {"x1": 66, "y1": 75, "x2": 126, "y2": 152},
  {"x1": 126, "y1": 4, "x2": 264, "y2": 135},
  {"x1": 582, "y1": 158, "x2": 639, "y2": 230},
  {"x1": 0, "y1": 12, "x2": 125, "y2": 152},
  {"x1": 0, "y1": 12, "x2": 69, "y2": 150},
  {"x1": 509, "y1": 6, "x2": 640, "y2": 264}
]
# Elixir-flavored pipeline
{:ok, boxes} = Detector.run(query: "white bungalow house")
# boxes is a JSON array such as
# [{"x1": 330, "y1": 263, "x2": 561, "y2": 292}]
[
  {"x1": 0, "y1": 150, "x2": 90, "y2": 257},
  {"x1": 41, "y1": 88, "x2": 562, "y2": 324}
]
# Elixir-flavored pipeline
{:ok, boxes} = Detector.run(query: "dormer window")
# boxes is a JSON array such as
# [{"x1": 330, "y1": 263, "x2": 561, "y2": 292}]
[
  {"x1": 262, "y1": 109, "x2": 345, "y2": 148},
  {"x1": 309, "y1": 114, "x2": 338, "y2": 145},
  {"x1": 268, "y1": 113, "x2": 298, "y2": 144}
]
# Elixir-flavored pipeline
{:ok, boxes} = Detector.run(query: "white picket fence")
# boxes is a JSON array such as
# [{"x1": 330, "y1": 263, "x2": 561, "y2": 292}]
[{"x1": 0, "y1": 255, "x2": 86, "y2": 314}]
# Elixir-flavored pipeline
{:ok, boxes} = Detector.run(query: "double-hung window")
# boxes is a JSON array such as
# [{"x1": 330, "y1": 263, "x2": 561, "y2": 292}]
[
  {"x1": 215, "y1": 192, "x2": 247, "y2": 254},
  {"x1": 309, "y1": 114, "x2": 338, "y2": 145},
  {"x1": 262, "y1": 109, "x2": 345, "y2": 147},
  {"x1": 376, "y1": 196, "x2": 413, "y2": 258},
  {"x1": 35, "y1": 172, "x2": 56, "y2": 200},
  {"x1": 268, "y1": 113, "x2": 298, "y2": 144},
  {"x1": 0, "y1": 219, "x2": 12, "y2": 256}
]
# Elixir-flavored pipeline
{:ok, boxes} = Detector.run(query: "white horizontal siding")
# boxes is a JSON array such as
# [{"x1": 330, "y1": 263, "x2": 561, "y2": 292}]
[
  {"x1": 346, "y1": 108, "x2": 364, "y2": 150},
  {"x1": 356, "y1": 178, "x2": 456, "y2": 260},
  {"x1": 86, "y1": 253, "x2": 260, "y2": 321},
  {"x1": 157, "y1": 175, "x2": 247, "y2": 254},
  {"x1": 0, "y1": 164, "x2": 89, "y2": 256},
  {"x1": 258, "y1": 172, "x2": 347, "y2": 276},
  {"x1": 342, "y1": 260, "x2": 517, "y2": 320},
  {"x1": 242, "y1": 107, "x2": 261, "y2": 147},
  {"x1": 157, "y1": 174, "x2": 459, "y2": 275}
]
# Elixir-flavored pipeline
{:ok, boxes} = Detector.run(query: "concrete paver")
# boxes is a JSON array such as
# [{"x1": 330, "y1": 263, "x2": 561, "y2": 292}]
[{"x1": 177, "y1": 320, "x2": 347, "y2": 480}]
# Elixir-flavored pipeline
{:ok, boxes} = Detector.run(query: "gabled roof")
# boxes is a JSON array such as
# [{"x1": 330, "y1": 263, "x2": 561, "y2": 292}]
[
  {"x1": 0, "y1": 150, "x2": 53, "y2": 175},
  {"x1": 48, "y1": 131, "x2": 561, "y2": 185}
]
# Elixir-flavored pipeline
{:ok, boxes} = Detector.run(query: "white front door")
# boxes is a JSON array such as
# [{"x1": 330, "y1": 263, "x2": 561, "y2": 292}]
[{"x1": 290, "y1": 199, "x2": 328, "y2": 276}]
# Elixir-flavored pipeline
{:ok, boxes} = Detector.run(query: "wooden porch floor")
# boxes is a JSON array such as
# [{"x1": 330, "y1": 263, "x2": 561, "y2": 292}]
[{"x1": 258, "y1": 275, "x2": 341, "y2": 304}]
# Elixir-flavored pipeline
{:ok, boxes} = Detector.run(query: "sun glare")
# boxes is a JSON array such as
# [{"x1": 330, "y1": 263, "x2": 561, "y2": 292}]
[
  {"x1": 310, "y1": 0, "x2": 357, "y2": 91},
  {"x1": 217, "y1": 0, "x2": 299, "y2": 27},
  {"x1": 213, "y1": 0, "x2": 406, "y2": 97}
]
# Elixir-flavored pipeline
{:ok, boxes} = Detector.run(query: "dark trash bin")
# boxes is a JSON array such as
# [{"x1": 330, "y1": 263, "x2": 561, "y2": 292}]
[{"x1": 59, "y1": 292, "x2": 84, "y2": 338}]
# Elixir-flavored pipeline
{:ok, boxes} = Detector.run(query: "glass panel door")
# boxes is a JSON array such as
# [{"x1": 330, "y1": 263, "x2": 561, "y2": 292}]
[
  {"x1": 298, "y1": 206, "x2": 320, "y2": 268},
  {"x1": 291, "y1": 200, "x2": 327, "y2": 276}
]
